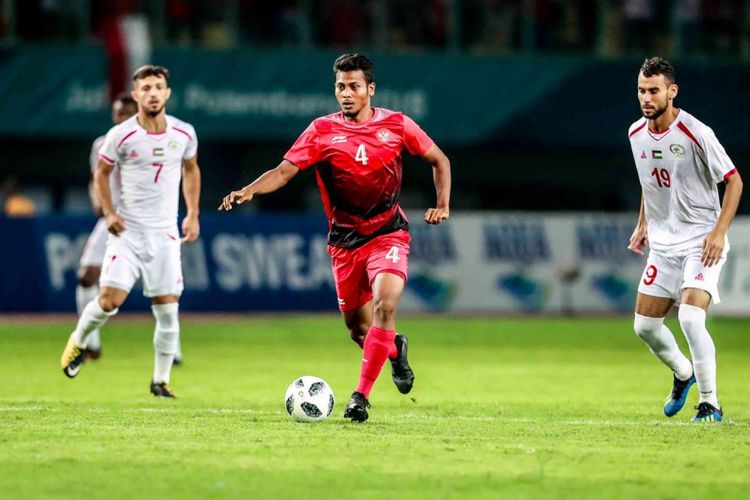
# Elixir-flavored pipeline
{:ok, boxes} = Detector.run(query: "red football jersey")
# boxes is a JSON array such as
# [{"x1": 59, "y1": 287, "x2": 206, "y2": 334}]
[{"x1": 284, "y1": 107, "x2": 434, "y2": 248}]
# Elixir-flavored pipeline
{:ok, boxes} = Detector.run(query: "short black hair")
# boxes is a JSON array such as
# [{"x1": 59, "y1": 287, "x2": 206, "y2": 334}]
[
  {"x1": 640, "y1": 57, "x2": 676, "y2": 85},
  {"x1": 132, "y1": 64, "x2": 170, "y2": 84},
  {"x1": 333, "y1": 54, "x2": 375, "y2": 84},
  {"x1": 113, "y1": 91, "x2": 136, "y2": 108}
]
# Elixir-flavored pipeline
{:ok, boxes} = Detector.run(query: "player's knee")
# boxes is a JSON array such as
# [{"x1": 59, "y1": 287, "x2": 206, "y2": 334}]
[
  {"x1": 633, "y1": 314, "x2": 663, "y2": 340},
  {"x1": 99, "y1": 289, "x2": 127, "y2": 312},
  {"x1": 373, "y1": 297, "x2": 398, "y2": 322},
  {"x1": 98, "y1": 295, "x2": 123, "y2": 312}
]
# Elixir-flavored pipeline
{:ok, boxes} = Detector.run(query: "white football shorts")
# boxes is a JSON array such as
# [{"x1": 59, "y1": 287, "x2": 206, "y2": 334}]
[
  {"x1": 79, "y1": 218, "x2": 110, "y2": 268},
  {"x1": 637, "y1": 243, "x2": 728, "y2": 305},
  {"x1": 99, "y1": 227, "x2": 184, "y2": 298}
]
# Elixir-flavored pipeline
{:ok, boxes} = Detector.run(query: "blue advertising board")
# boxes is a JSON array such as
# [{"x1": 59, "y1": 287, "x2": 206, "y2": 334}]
[{"x1": 0, "y1": 213, "x2": 336, "y2": 312}]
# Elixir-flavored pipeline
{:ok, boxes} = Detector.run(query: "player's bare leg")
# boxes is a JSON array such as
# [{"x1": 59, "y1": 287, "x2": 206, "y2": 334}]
[
  {"x1": 343, "y1": 301, "x2": 372, "y2": 348},
  {"x1": 345, "y1": 273, "x2": 409, "y2": 422},
  {"x1": 149, "y1": 295, "x2": 180, "y2": 398},
  {"x1": 61, "y1": 286, "x2": 125, "y2": 378},
  {"x1": 679, "y1": 288, "x2": 722, "y2": 421},
  {"x1": 77, "y1": 266, "x2": 102, "y2": 359},
  {"x1": 634, "y1": 293, "x2": 696, "y2": 416}
]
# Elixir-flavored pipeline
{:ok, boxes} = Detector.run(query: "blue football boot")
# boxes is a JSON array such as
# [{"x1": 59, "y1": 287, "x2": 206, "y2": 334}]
[
  {"x1": 691, "y1": 402, "x2": 723, "y2": 422},
  {"x1": 663, "y1": 374, "x2": 696, "y2": 417}
]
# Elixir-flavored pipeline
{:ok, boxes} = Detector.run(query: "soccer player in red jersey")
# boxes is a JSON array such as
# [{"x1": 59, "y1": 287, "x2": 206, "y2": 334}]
[{"x1": 220, "y1": 53, "x2": 452, "y2": 422}]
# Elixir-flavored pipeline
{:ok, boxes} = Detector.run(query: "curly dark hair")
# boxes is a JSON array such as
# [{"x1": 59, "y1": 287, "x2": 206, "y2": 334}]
[
  {"x1": 333, "y1": 54, "x2": 375, "y2": 84},
  {"x1": 640, "y1": 57, "x2": 675, "y2": 85}
]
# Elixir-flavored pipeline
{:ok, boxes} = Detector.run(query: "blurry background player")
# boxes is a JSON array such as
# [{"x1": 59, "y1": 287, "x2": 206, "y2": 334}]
[
  {"x1": 61, "y1": 65, "x2": 201, "y2": 398},
  {"x1": 76, "y1": 93, "x2": 136, "y2": 360},
  {"x1": 221, "y1": 53, "x2": 451, "y2": 422},
  {"x1": 76, "y1": 92, "x2": 183, "y2": 364},
  {"x1": 627, "y1": 57, "x2": 743, "y2": 422}
]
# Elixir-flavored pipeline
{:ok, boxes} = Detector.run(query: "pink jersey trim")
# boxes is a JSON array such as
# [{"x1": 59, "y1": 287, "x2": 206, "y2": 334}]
[
  {"x1": 117, "y1": 130, "x2": 138, "y2": 148},
  {"x1": 173, "y1": 126, "x2": 193, "y2": 140},
  {"x1": 676, "y1": 122, "x2": 703, "y2": 151},
  {"x1": 723, "y1": 168, "x2": 738, "y2": 181},
  {"x1": 99, "y1": 154, "x2": 115, "y2": 165},
  {"x1": 629, "y1": 121, "x2": 647, "y2": 138}
]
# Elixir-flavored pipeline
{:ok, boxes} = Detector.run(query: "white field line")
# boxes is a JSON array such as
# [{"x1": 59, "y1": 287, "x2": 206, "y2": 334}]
[{"x1": 0, "y1": 405, "x2": 741, "y2": 426}]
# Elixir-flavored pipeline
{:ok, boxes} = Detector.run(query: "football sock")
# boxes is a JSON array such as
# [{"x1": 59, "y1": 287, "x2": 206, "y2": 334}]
[
  {"x1": 76, "y1": 285, "x2": 101, "y2": 349},
  {"x1": 72, "y1": 299, "x2": 117, "y2": 346},
  {"x1": 152, "y1": 303, "x2": 179, "y2": 384},
  {"x1": 634, "y1": 314, "x2": 693, "y2": 381},
  {"x1": 678, "y1": 305, "x2": 719, "y2": 408},
  {"x1": 356, "y1": 325, "x2": 396, "y2": 398}
]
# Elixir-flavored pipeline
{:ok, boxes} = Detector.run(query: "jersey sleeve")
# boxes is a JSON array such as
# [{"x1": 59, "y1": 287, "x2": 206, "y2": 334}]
[
  {"x1": 700, "y1": 127, "x2": 737, "y2": 183},
  {"x1": 402, "y1": 115, "x2": 434, "y2": 156},
  {"x1": 283, "y1": 122, "x2": 321, "y2": 170},
  {"x1": 181, "y1": 123, "x2": 199, "y2": 160},
  {"x1": 98, "y1": 127, "x2": 119, "y2": 165}
]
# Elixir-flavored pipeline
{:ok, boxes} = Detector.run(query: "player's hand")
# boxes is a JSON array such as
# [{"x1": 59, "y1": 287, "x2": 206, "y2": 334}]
[
  {"x1": 701, "y1": 228, "x2": 725, "y2": 267},
  {"x1": 105, "y1": 213, "x2": 125, "y2": 236},
  {"x1": 181, "y1": 213, "x2": 200, "y2": 243},
  {"x1": 627, "y1": 225, "x2": 648, "y2": 255},
  {"x1": 219, "y1": 188, "x2": 254, "y2": 211},
  {"x1": 424, "y1": 207, "x2": 449, "y2": 225}
]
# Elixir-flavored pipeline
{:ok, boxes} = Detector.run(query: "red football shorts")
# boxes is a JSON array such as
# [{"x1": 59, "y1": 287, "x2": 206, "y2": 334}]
[{"x1": 328, "y1": 230, "x2": 411, "y2": 312}]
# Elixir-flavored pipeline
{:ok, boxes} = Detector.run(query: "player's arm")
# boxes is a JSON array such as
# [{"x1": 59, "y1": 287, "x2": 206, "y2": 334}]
[
  {"x1": 219, "y1": 160, "x2": 300, "y2": 211},
  {"x1": 181, "y1": 155, "x2": 201, "y2": 243},
  {"x1": 94, "y1": 159, "x2": 125, "y2": 235},
  {"x1": 628, "y1": 193, "x2": 648, "y2": 255},
  {"x1": 420, "y1": 144, "x2": 451, "y2": 225},
  {"x1": 88, "y1": 178, "x2": 103, "y2": 218},
  {"x1": 702, "y1": 170, "x2": 743, "y2": 267}
]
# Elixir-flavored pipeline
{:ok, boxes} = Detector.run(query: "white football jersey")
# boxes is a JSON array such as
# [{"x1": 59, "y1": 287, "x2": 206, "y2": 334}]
[
  {"x1": 628, "y1": 109, "x2": 737, "y2": 253},
  {"x1": 90, "y1": 134, "x2": 122, "y2": 208},
  {"x1": 99, "y1": 115, "x2": 198, "y2": 230}
]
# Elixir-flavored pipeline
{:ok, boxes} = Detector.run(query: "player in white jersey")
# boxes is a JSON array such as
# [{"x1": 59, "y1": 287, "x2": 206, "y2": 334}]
[
  {"x1": 61, "y1": 65, "x2": 202, "y2": 398},
  {"x1": 627, "y1": 57, "x2": 743, "y2": 422},
  {"x1": 76, "y1": 93, "x2": 137, "y2": 360}
]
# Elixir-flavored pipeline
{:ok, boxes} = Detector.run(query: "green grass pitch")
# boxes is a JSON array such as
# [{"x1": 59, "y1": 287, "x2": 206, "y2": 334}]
[{"x1": 1, "y1": 314, "x2": 749, "y2": 499}]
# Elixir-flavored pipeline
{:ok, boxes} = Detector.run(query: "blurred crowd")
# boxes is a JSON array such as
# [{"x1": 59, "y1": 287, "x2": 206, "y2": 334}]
[{"x1": 3, "y1": 0, "x2": 748, "y2": 57}]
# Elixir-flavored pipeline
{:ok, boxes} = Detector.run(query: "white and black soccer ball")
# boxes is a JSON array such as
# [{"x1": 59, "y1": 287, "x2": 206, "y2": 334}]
[{"x1": 284, "y1": 376, "x2": 335, "y2": 422}]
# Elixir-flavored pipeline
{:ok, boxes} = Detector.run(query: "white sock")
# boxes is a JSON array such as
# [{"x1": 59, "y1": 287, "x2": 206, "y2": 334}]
[
  {"x1": 679, "y1": 304, "x2": 719, "y2": 408},
  {"x1": 76, "y1": 285, "x2": 101, "y2": 350},
  {"x1": 634, "y1": 314, "x2": 693, "y2": 380},
  {"x1": 152, "y1": 303, "x2": 179, "y2": 384},
  {"x1": 72, "y1": 299, "x2": 117, "y2": 346}
]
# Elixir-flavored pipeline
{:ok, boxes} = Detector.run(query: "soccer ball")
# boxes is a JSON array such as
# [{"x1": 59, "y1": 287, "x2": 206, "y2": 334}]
[{"x1": 284, "y1": 376, "x2": 335, "y2": 422}]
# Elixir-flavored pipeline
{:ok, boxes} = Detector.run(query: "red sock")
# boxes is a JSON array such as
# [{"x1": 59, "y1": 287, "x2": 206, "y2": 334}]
[
  {"x1": 388, "y1": 338, "x2": 398, "y2": 360},
  {"x1": 356, "y1": 325, "x2": 396, "y2": 398}
]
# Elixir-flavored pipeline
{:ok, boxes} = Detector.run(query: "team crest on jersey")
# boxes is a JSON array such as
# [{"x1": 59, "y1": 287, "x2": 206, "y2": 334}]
[
  {"x1": 640, "y1": 151, "x2": 647, "y2": 159},
  {"x1": 669, "y1": 144, "x2": 686, "y2": 158},
  {"x1": 168, "y1": 140, "x2": 181, "y2": 151},
  {"x1": 153, "y1": 147, "x2": 164, "y2": 157},
  {"x1": 376, "y1": 129, "x2": 390, "y2": 142}
]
